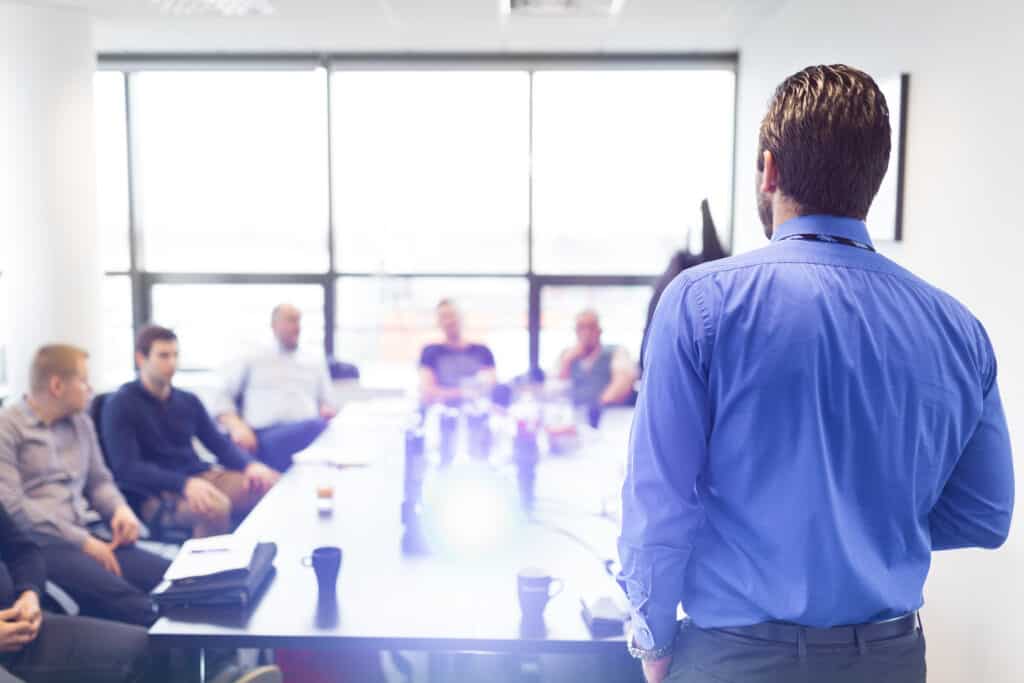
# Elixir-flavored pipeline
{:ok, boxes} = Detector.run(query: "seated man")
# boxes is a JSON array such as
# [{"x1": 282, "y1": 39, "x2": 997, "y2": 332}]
[
  {"x1": 0, "y1": 501, "x2": 152, "y2": 683},
  {"x1": 0, "y1": 345, "x2": 169, "y2": 627},
  {"x1": 215, "y1": 304, "x2": 337, "y2": 472},
  {"x1": 419, "y1": 299, "x2": 497, "y2": 406},
  {"x1": 556, "y1": 309, "x2": 638, "y2": 412},
  {"x1": 103, "y1": 325, "x2": 280, "y2": 539}
]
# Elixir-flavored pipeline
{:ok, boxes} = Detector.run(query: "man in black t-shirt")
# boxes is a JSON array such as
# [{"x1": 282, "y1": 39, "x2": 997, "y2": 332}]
[{"x1": 418, "y1": 299, "x2": 496, "y2": 406}]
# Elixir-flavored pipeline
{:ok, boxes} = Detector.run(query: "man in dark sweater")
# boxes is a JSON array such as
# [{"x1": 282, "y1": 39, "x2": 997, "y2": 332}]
[
  {"x1": 102, "y1": 325, "x2": 280, "y2": 538},
  {"x1": 0, "y1": 503, "x2": 150, "y2": 682}
]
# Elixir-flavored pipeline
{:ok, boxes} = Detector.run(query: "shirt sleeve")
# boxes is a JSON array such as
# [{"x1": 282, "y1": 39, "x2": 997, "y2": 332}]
[
  {"x1": 0, "y1": 504, "x2": 46, "y2": 598},
  {"x1": 102, "y1": 393, "x2": 189, "y2": 495},
  {"x1": 477, "y1": 345, "x2": 496, "y2": 369},
  {"x1": 929, "y1": 377, "x2": 1014, "y2": 550},
  {"x1": 610, "y1": 346, "x2": 637, "y2": 375},
  {"x1": 419, "y1": 345, "x2": 438, "y2": 370},
  {"x1": 214, "y1": 358, "x2": 249, "y2": 418},
  {"x1": 618, "y1": 276, "x2": 712, "y2": 652},
  {"x1": 192, "y1": 395, "x2": 254, "y2": 471},
  {"x1": 0, "y1": 417, "x2": 91, "y2": 546},
  {"x1": 317, "y1": 359, "x2": 336, "y2": 408},
  {"x1": 79, "y1": 415, "x2": 127, "y2": 520}
]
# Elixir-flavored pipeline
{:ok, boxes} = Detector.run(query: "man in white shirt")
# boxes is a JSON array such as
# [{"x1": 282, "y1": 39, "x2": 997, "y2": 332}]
[{"x1": 216, "y1": 304, "x2": 337, "y2": 471}]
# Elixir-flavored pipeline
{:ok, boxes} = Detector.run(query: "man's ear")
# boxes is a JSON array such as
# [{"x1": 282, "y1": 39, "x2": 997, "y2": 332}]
[
  {"x1": 49, "y1": 375, "x2": 63, "y2": 397},
  {"x1": 760, "y1": 150, "x2": 779, "y2": 194}
]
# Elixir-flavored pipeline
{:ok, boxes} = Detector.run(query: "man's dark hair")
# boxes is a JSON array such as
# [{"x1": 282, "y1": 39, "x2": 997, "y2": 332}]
[
  {"x1": 758, "y1": 64, "x2": 891, "y2": 220},
  {"x1": 135, "y1": 324, "x2": 178, "y2": 357}
]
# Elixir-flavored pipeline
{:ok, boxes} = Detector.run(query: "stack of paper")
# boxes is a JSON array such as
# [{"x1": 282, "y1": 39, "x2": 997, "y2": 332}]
[{"x1": 163, "y1": 534, "x2": 257, "y2": 583}]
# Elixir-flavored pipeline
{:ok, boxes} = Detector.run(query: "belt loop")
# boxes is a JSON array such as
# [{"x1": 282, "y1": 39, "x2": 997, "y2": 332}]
[
  {"x1": 796, "y1": 627, "x2": 807, "y2": 660},
  {"x1": 854, "y1": 626, "x2": 868, "y2": 656}
]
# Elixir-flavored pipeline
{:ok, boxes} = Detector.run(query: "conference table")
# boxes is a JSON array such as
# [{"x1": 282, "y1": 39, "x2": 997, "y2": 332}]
[{"x1": 149, "y1": 403, "x2": 638, "y2": 682}]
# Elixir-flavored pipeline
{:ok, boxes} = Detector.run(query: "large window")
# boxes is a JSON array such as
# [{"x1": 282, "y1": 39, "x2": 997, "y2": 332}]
[
  {"x1": 331, "y1": 71, "x2": 530, "y2": 274},
  {"x1": 151, "y1": 284, "x2": 325, "y2": 371},
  {"x1": 532, "y1": 70, "x2": 735, "y2": 275},
  {"x1": 93, "y1": 59, "x2": 737, "y2": 381},
  {"x1": 131, "y1": 71, "x2": 329, "y2": 273}
]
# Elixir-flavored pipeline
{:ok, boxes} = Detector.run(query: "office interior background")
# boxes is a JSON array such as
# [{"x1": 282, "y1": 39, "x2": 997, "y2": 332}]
[{"x1": 0, "y1": 0, "x2": 1020, "y2": 681}]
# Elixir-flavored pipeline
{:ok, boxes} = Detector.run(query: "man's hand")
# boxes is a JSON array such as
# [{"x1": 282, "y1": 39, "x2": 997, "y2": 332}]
[
  {"x1": 0, "y1": 590, "x2": 43, "y2": 652},
  {"x1": 229, "y1": 422, "x2": 259, "y2": 453},
  {"x1": 642, "y1": 656, "x2": 673, "y2": 683},
  {"x1": 319, "y1": 404, "x2": 338, "y2": 421},
  {"x1": 243, "y1": 462, "x2": 280, "y2": 497},
  {"x1": 81, "y1": 536, "x2": 122, "y2": 577},
  {"x1": 109, "y1": 504, "x2": 141, "y2": 549},
  {"x1": 0, "y1": 618, "x2": 35, "y2": 653},
  {"x1": 9, "y1": 591, "x2": 40, "y2": 626},
  {"x1": 183, "y1": 476, "x2": 227, "y2": 517}
]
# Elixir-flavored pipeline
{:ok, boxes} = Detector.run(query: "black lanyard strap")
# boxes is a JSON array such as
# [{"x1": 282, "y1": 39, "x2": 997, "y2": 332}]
[{"x1": 780, "y1": 233, "x2": 875, "y2": 252}]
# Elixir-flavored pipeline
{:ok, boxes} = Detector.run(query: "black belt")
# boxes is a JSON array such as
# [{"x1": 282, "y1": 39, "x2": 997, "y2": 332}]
[{"x1": 717, "y1": 612, "x2": 919, "y2": 646}]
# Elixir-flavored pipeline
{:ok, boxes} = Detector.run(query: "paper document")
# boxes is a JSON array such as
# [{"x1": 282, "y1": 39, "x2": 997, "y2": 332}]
[{"x1": 163, "y1": 534, "x2": 257, "y2": 582}]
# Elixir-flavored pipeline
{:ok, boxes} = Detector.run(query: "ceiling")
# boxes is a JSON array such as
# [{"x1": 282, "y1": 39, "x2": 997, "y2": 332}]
[{"x1": 74, "y1": 0, "x2": 779, "y2": 54}]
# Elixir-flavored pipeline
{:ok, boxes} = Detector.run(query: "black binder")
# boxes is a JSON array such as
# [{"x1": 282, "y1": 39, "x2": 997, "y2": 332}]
[{"x1": 152, "y1": 542, "x2": 277, "y2": 609}]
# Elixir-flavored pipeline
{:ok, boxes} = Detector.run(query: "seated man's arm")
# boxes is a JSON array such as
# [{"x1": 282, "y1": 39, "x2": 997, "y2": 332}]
[
  {"x1": 420, "y1": 367, "x2": 458, "y2": 404},
  {"x1": 80, "y1": 416, "x2": 128, "y2": 521},
  {"x1": 0, "y1": 505, "x2": 45, "y2": 599},
  {"x1": 556, "y1": 348, "x2": 580, "y2": 381},
  {"x1": 475, "y1": 346, "x2": 498, "y2": 389},
  {"x1": 0, "y1": 418, "x2": 90, "y2": 546},
  {"x1": 215, "y1": 360, "x2": 258, "y2": 452},
  {"x1": 102, "y1": 395, "x2": 188, "y2": 495},
  {"x1": 600, "y1": 347, "x2": 639, "y2": 406},
  {"x1": 317, "y1": 359, "x2": 338, "y2": 419},
  {"x1": 193, "y1": 394, "x2": 256, "y2": 472}
]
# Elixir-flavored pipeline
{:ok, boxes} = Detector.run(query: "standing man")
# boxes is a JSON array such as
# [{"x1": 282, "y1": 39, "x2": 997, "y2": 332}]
[
  {"x1": 619, "y1": 65, "x2": 1013, "y2": 683},
  {"x1": 0, "y1": 345, "x2": 169, "y2": 626},
  {"x1": 419, "y1": 299, "x2": 497, "y2": 406},
  {"x1": 103, "y1": 325, "x2": 280, "y2": 539},
  {"x1": 215, "y1": 304, "x2": 337, "y2": 471}
]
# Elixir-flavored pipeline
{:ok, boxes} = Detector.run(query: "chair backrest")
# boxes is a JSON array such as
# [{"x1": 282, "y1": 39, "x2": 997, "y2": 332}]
[
  {"x1": 88, "y1": 392, "x2": 112, "y2": 460},
  {"x1": 328, "y1": 359, "x2": 360, "y2": 381}
]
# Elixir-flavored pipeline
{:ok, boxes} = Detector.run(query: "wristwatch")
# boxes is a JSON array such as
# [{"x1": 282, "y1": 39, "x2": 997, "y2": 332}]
[
  {"x1": 627, "y1": 617, "x2": 674, "y2": 660},
  {"x1": 627, "y1": 638, "x2": 674, "y2": 661}
]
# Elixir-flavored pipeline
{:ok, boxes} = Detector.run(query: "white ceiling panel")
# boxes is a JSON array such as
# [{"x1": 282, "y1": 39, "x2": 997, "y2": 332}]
[{"x1": 81, "y1": 0, "x2": 781, "y2": 53}]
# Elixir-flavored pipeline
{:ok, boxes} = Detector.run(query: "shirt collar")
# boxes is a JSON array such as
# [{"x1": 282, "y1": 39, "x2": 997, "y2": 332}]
[
  {"x1": 132, "y1": 378, "x2": 173, "y2": 403},
  {"x1": 17, "y1": 398, "x2": 46, "y2": 428},
  {"x1": 17, "y1": 397, "x2": 71, "y2": 428},
  {"x1": 771, "y1": 214, "x2": 874, "y2": 249}
]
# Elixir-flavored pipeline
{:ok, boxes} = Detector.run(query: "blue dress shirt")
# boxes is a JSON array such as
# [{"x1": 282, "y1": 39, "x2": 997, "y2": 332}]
[{"x1": 619, "y1": 215, "x2": 1014, "y2": 651}]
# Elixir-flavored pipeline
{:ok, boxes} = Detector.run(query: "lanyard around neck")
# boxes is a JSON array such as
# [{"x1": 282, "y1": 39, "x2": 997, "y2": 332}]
[{"x1": 780, "y1": 233, "x2": 875, "y2": 252}]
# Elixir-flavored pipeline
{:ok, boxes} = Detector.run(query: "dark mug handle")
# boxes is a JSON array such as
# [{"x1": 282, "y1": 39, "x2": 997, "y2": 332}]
[{"x1": 548, "y1": 578, "x2": 564, "y2": 599}]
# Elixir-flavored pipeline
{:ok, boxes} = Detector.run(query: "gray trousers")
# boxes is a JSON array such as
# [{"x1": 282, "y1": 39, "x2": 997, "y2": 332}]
[
  {"x1": 0, "y1": 613, "x2": 150, "y2": 683},
  {"x1": 665, "y1": 619, "x2": 926, "y2": 683}
]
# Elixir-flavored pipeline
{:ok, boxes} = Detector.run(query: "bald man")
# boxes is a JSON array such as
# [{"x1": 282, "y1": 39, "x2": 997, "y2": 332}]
[
  {"x1": 556, "y1": 309, "x2": 638, "y2": 419},
  {"x1": 216, "y1": 304, "x2": 337, "y2": 471}
]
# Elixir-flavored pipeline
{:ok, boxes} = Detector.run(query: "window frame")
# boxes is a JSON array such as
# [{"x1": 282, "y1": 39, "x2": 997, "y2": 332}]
[{"x1": 95, "y1": 54, "x2": 738, "y2": 374}]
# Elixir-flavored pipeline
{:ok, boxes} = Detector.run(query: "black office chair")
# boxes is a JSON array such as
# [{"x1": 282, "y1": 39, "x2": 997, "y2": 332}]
[
  {"x1": 328, "y1": 359, "x2": 360, "y2": 381},
  {"x1": 89, "y1": 393, "x2": 191, "y2": 545}
]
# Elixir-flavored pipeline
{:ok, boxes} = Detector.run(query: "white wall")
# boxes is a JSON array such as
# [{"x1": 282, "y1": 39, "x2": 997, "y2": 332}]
[
  {"x1": 0, "y1": 2, "x2": 104, "y2": 395},
  {"x1": 735, "y1": 1, "x2": 1023, "y2": 679}
]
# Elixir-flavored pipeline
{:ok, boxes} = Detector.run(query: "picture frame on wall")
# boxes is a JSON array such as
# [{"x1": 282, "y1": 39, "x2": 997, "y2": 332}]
[{"x1": 866, "y1": 73, "x2": 909, "y2": 242}]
